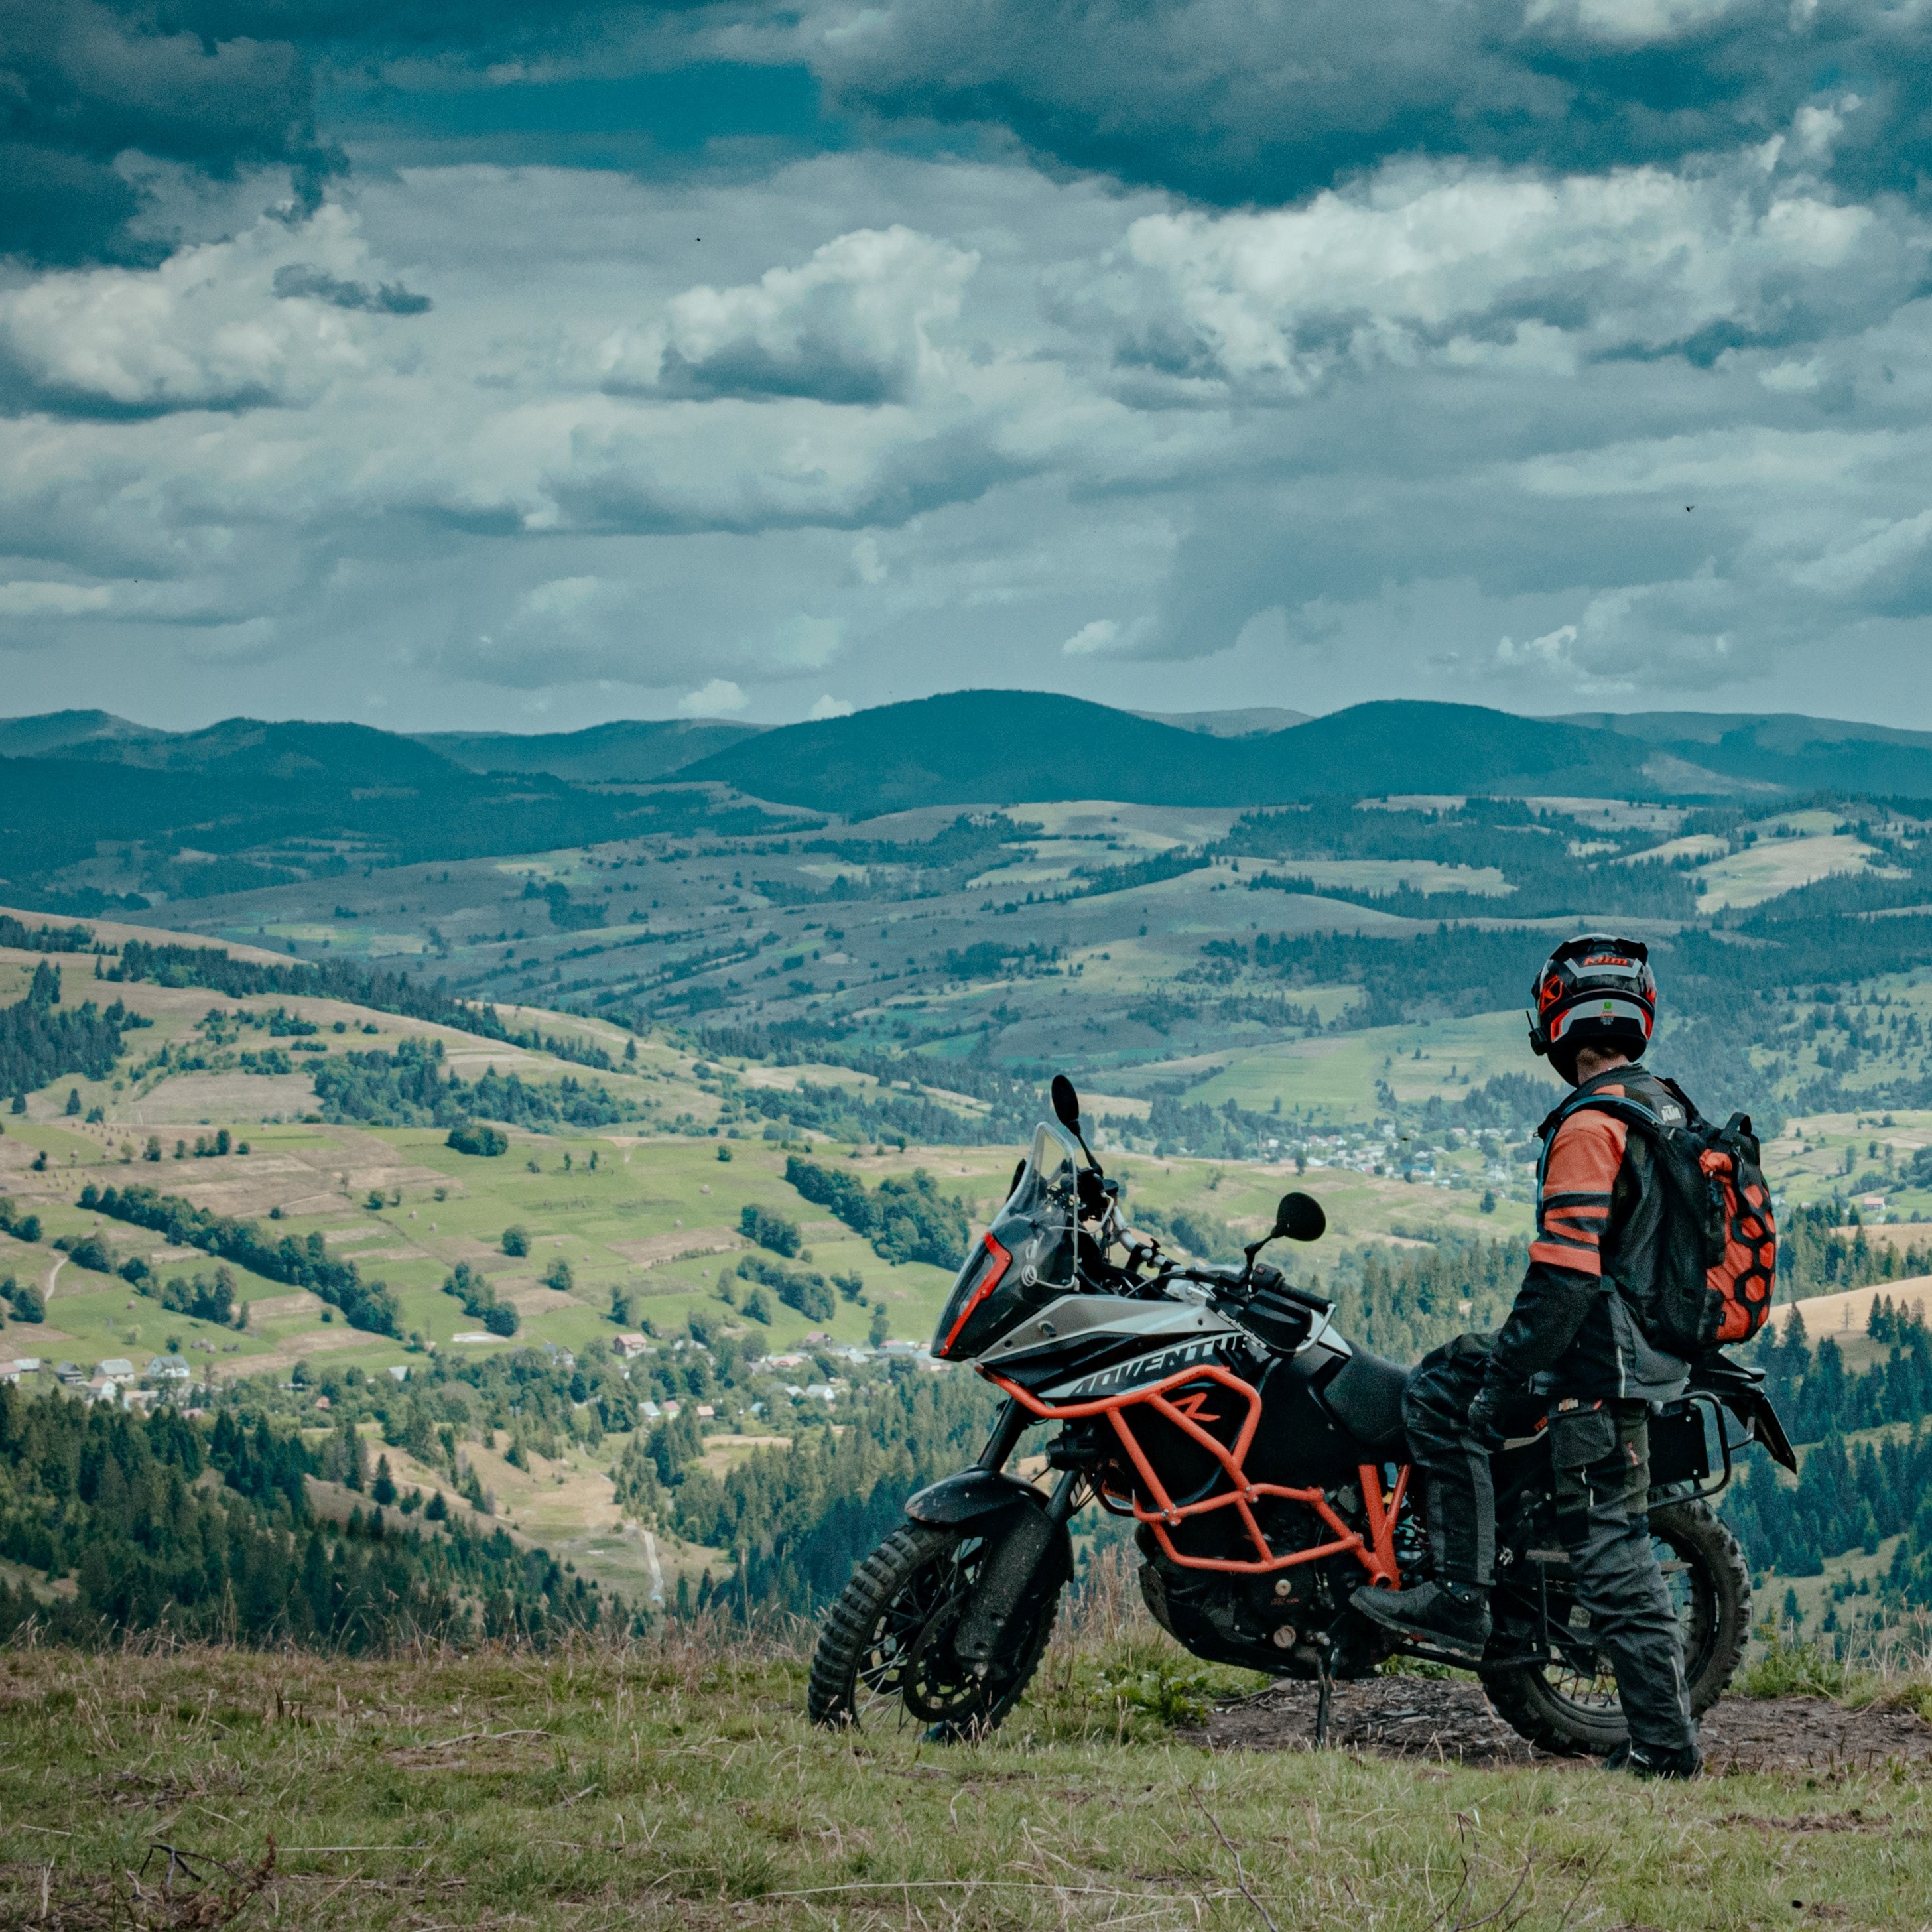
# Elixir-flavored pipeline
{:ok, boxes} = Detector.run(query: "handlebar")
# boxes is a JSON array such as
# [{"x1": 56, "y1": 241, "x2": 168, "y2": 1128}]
[
  {"x1": 1254, "y1": 1276, "x2": 1335, "y2": 1317},
  {"x1": 1151, "y1": 1260, "x2": 1334, "y2": 1317}
]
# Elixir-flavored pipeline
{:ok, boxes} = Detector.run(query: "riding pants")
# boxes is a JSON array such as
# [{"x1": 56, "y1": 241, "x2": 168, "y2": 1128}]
[{"x1": 1403, "y1": 1334, "x2": 1697, "y2": 1756}]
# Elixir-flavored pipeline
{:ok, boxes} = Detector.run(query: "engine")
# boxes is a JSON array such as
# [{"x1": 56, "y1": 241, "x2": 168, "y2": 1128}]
[{"x1": 1133, "y1": 1478, "x2": 1398, "y2": 1680}]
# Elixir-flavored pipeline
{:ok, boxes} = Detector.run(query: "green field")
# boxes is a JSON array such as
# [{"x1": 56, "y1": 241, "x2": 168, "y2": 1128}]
[
  {"x1": 13, "y1": 1123, "x2": 992, "y2": 1380},
  {"x1": 1157, "y1": 1008, "x2": 1534, "y2": 1120}
]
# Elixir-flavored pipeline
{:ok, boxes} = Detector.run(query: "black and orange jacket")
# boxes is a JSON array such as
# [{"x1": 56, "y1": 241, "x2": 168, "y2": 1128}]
[{"x1": 1487, "y1": 1063, "x2": 1694, "y2": 1404}]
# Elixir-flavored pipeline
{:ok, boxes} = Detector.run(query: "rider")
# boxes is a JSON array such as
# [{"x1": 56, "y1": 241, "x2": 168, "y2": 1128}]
[{"x1": 1352, "y1": 934, "x2": 1703, "y2": 1779}]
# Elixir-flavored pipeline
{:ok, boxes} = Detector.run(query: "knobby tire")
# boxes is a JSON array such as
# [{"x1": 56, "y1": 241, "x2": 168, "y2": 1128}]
[
  {"x1": 1480, "y1": 1498, "x2": 1751, "y2": 1756},
  {"x1": 807, "y1": 1523, "x2": 1059, "y2": 1736}
]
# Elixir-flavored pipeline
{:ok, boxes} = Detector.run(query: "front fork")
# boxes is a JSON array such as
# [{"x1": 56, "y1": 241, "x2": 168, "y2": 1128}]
[
  {"x1": 977, "y1": 1399, "x2": 1084, "y2": 1525},
  {"x1": 976, "y1": 1397, "x2": 1028, "y2": 1472}
]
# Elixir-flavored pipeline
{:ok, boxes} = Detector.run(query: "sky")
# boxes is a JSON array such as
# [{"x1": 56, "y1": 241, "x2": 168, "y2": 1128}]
[{"x1": 3, "y1": 1, "x2": 1932, "y2": 736}]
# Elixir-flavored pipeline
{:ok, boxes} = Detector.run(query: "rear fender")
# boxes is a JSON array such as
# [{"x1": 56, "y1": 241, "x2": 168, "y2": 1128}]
[
  {"x1": 905, "y1": 1469, "x2": 1041, "y2": 1530},
  {"x1": 1714, "y1": 1385, "x2": 1797, "y2": 1472}
]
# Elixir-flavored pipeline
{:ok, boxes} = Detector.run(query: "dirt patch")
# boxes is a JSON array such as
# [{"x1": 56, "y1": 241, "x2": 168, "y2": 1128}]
[
  {"x1": 606, "y1": 1227, "x2": 741, "y2": 1266},
  {"x1": 503, "y1": 1283, "x2": 584, "y2": 1313},
  {"x1": 222, "y1": 1325, "x2": 397, "y2": 1376},
  {"x1": 119, "y1": 1071, "x2": 317, "y2": 1125},
  {"x1": 246, "y1": 1291, "x2": 327, "y2": 1323},
  {"x1": 1191, "y1": 1679, "x2": 1932, "y2": 1773}
]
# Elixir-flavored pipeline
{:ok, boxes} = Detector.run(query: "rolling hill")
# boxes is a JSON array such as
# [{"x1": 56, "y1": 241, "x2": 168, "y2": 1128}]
[
  {"x1": 0, "y1": 710, "x2": 162, "y2": 760},
  {"x1": 1571, "y1": 711, "x2": 1932, "y2": 799},
  {"x1": 675, "y1": 694, "x2": 1675, "y2": 814},
  {"x1": 415, "y1": 717, "x2": 763, "y2": 784},
  {"x1": 0, "y1": 699, "x2": 1927, "y2": 905}
]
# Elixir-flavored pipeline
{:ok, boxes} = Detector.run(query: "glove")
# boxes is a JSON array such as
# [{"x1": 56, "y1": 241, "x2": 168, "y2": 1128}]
[{"x1": 1466, "y1": 1380, "x2": 1512, "y2": 1452}]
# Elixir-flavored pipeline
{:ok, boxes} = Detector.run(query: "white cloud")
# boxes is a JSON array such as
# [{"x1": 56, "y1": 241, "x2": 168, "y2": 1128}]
[
  {"x1": 680, "y1": 677, "x2": 748, "y2": 716},
  {"x1": 1112, "y1": 139, "x2": 1904, "y2": 395},
  {"x1": 0, "y1": 131, "x2": 1930, "y2": 726},
  {"x1": 1790, "y1": 510, "x2": 1932, "y2": 598},
  {"x1": 600, "y1": 225, "x2": 978, "y2": 405},
  {"x1": 1495, "y1": 623, "x2": 1580, "y2": 671},
  {"x1": 773, "y1": 615, "x2": 845, "y2": 669},
  {"x1": 521, "y1": 576, "x2": 608, "y2": 620},
  {"x1": 0, "y1": 205, "x2": 417, "y2": 412},
  {"x1": 808, "y1": 693, "x2": 855, "y2": 718},
  {"x1": 1523, "y1": 0, "x2": 1750, "y2": 44},
  {"x1": 0, "y1": 580, "x2": 113, "y2": 617},
  {"x1": 1489, "y1": 574, "x2": 1739, "y2": 694},
  {"x1": 1063, "y1": 619, "x2": 1119, "y2": 655}
]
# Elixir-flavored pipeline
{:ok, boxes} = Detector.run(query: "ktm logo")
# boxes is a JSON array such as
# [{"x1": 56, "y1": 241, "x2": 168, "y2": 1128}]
[{"x1": 1169, "y1": 1391, "x2": 1222, "y2": 1425}]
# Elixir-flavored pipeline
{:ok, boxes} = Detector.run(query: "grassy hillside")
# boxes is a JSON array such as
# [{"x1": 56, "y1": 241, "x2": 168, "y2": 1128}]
[
  {"x1": 3, "y1": 1632, "x2": 1929, "y2": 1931},
  {"x1": 44, "y1": 783, "x2": 1926, "y2": 1147}
]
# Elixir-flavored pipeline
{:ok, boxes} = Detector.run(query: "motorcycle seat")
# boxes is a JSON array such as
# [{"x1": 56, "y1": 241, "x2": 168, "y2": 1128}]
[{"x1": 1319, "y1": 1347, "x2": 1409, "y2": 1454}]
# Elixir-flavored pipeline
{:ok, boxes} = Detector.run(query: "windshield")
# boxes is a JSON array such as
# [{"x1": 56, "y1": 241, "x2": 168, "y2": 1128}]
[
  {"x1": 932, "y1": 1122, "x2": 1080, "y2": 1360},
  {"x1": 1004, "y1": 1122, "x2": 1080, "y2": 1291}
]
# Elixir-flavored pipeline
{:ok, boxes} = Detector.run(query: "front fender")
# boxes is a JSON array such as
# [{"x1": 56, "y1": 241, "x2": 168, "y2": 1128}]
[{"x1": 905, "y1": 1469, "x2": 1042, "y2": 1530}]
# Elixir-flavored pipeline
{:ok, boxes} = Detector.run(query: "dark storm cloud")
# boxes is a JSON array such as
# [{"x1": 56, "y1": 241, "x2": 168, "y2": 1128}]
[
  {"x1": 273, "y1": 261, "x2": 430, "y2": 312},
  {"x1": 0, "y1": 0, "x2": 333, "y2": 265},
  {"x1": 805, "y1": 0, "x2": 1932, "y2": 206},
  {"x1": 23, "y1": 1, "x2": 1931, "y2": 267},
  {"x1": 0, "y1": 0, "x2": 720, "y2": 266}
]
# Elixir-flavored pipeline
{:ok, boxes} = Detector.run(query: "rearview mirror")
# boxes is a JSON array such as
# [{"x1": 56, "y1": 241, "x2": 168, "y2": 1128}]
[
  {"x1": 1273, "y1": 1192, "x2": 1326, "y2": 1243},
  {"x1": 1050, "y1": 1074, "x2": 1082, "y2": 1133}
]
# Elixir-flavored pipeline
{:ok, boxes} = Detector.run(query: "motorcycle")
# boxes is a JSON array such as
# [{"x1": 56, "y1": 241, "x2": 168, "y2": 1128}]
[{"x1": 807, "y1": 1078, "x2": 1796, "y2": 1754}]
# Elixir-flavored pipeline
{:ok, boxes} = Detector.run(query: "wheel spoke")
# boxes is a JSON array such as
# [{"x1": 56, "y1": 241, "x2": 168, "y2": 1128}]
[{"x1": 1532, "y1": 1524, "x2": 1714, "y2": 1720}]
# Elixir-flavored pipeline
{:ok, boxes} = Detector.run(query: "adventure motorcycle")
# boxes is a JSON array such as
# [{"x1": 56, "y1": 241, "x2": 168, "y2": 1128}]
[{"x1": 807, "y1": 1078, "x2": 1796, "y2": 1754}]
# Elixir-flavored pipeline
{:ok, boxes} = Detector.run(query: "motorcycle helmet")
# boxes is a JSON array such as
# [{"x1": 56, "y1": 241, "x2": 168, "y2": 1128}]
[{"x1": 1527, "y1": 933, "x2": 1657, "y2": 1082}]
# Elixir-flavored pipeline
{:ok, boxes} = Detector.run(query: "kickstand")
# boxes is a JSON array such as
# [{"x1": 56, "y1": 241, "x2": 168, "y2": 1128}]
[{"x1": 1313, "y1": 1640, "x2": 1336, "y2": 1750}]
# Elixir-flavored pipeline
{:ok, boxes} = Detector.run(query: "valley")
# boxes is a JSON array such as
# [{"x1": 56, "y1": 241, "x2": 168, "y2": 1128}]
[{"x1": 5, "y1": 693, "x2": 1932, "y2": 1661}]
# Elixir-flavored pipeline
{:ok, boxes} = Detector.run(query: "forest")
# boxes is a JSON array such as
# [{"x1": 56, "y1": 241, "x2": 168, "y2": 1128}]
[
  {"x1": 0, "y1": 1384, "x2": 625, "y2": 1648},
  {"x1": 0, "y1": 962, "x2": 148, "y2": 1106}
]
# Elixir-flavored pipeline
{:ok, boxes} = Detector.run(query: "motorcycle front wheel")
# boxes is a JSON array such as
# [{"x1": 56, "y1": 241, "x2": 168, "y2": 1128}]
[
  {"x1": 1479, "y1": 1499, "x2": 1751, "y2": 1756},
  {"x1": 807, "y1": 1523, "x2": 1061, "y2": 1736}
]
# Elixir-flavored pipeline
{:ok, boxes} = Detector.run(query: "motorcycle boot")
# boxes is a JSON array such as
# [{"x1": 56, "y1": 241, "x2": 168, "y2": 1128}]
[
  {"x1": 1351, "y1": 1578, "x2": 1492, "y2": 1661},
  {"x1": 1601, "y1": 1738, "x2": 1703, "y2": 1779}
]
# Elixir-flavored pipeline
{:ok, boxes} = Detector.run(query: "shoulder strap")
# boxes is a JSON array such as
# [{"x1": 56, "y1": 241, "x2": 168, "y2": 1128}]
[{"x1": 1535, "y1": 1083, "x2": 1666, "y2": 1192}]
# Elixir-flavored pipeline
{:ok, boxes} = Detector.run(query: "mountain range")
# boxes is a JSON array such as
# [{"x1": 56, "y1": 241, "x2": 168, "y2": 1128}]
[{"x1": 6, "y1": 696, "x2": 1932, "y2": 823}]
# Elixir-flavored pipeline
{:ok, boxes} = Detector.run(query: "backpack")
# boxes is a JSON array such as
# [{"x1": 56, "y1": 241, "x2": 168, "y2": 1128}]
[{"x1": 1541, "y1": 1078, "x2": 1777, "y2": 1354}]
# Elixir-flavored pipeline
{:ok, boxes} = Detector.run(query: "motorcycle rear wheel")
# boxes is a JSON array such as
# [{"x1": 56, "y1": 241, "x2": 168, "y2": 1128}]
[
  {"x1": 1479, "y1": 1500, "x2": 1750, "y2": 1757},
  {"x1": 807, "y1": 1523, "x2": 1060, "y2": 1736}
]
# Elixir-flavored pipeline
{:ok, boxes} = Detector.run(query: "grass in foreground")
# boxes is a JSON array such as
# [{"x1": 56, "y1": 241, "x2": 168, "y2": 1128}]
[{"x1": 4, "y1": 1626, "x2": 1930, "y2": 1931}]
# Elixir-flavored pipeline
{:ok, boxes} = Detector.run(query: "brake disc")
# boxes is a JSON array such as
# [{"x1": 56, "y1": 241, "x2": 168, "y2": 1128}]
[{"x1": 899, "y1": 1594, "x2": 990, "y2": 1722}]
